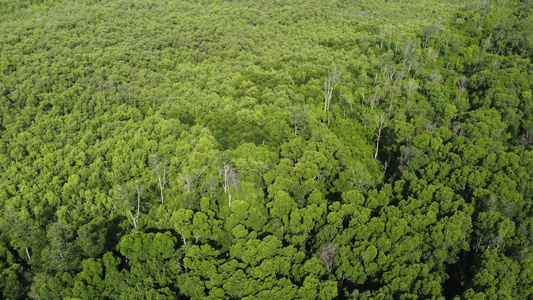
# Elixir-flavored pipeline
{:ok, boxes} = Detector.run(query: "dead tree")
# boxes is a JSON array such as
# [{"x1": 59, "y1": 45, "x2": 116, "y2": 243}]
[
  {"x1": 388, "y1": 24, "x2": 393, "y2": 50},
  {"x1": 317, "y1": 242, "x2": 339, "y2": 273},
  {"x1": 456, "y1": 76, "x2": 469, "y2": 99},
  {"x1": 373, "y1": 113, "x2": 388, "y2": 160},
  {"x1": 116, "y1": 182, "x2": 144, "y2": 230},
  {"x1": 290, "y1": 105, "x2": 309, "y2": 135},
  {"x1": 204, "y1": 174, "x2": 219, "y2": 199},
  {"x1": 406, "y1": 80, "x2": 418, "y2": 100},
  {"x1": 520, "y1": 131, "x2": 533, "y2": 146},
  {"x1": 150, "y1": 154, "x2": 169, "y2": 205},
  {"x1": 370, "y1": 86, "x2": 380, "y2": 110},
  {"x1": 130, "y1": 183, "x2": 143, "y2": 230},
  {"x1": 423, "y1": 25, "x2": 440, "y2": 49},
  {"x1": 2, "y1": 206, "x2": 34, "y2": 260},
  {"x1": 404, "y1": 37, "x2": 413, "y2": 61},
  {"x1": 380, "y1": 26, "x2": 386, "y2": 48},
  {"x1": 220, "y1": 162, "x2": 238, "y2": 207},
  {"x1": 324, "y1": 67, "x2": 340, "y2": 128},
  {"x1": 180, "y1": 174, "x2": 194, "y2": 195}
]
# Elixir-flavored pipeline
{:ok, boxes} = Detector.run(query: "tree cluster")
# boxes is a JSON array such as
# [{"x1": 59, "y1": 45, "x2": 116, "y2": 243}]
[{"x1": 0, "y1": 0, "x2": 532, "y2": 298}]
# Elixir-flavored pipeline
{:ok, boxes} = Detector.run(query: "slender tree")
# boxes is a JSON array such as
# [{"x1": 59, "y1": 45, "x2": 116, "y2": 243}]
[
  {"x1": 290, "y1": 105, "x2": 309, "y2": 135},
  {"x1": 1, "y1": 206, "x2": 37, "y2": 260},
  {"x1": 316, "y1": 242, "x2": 338, "y2": 273},
  {"x1": 116, "y1": 182, "x2": 144, "y2": 230},
  {"x1": 372, "y1": 113, "x2": 388, "y2": 160},
  {"x1": 220, "y1": 162, "x2": 238, "y2": 207},
  {"x1": 324, "y1": 67, "x2": 340, "y2": 128},
  {"x1": 150, "y1": 153, "x2": 169, "y2": 205}
]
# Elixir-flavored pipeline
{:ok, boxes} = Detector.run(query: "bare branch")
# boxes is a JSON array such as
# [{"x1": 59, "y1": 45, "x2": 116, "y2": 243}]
[
  {"x1": 372, "y1": 113, "x2": 388, "y2": 160},
  {"x1": 220, "y1": 162, "x2": 238, "y2": 207},
  {"x1": 317, "y1": 242, "x2": 339, "y2": 273},
  {"x1": 324, "y1": 67, "x2": 340, "y2": 128},
  {"x1": 150, "y1": 153, "x2": 169, "y2": 204}
]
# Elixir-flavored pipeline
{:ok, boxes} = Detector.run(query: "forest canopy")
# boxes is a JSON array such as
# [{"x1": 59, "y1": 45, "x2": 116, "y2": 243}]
[{"x1": 0, "y1": 0, "x2": 532, "y2": 299}]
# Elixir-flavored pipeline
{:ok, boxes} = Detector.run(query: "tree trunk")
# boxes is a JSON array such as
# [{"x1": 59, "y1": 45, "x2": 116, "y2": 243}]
[
  {"x1": 25, "y1": 246, "x2": 31, "y2": 260},
  {"x1": 374, "y1": 131, "x2": 381, "y2": 160},
  {"x1": 157, "y1": 175, "x2": 164, "y2": 204},
  {"x1": 324, "y1": 68, "x2": 339, "y2": 128},
  {"x1": 129, "y1": 210, "x2": 138, "y2": 230}
]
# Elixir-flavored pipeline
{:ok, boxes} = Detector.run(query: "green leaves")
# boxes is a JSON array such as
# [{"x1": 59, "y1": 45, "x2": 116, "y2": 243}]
[
  {"x1": 118, "y1": 232, "x2": 176, "y2": 262},
  {"x1": 172, "y1": 209, "x2": 194, "y2": 247},
  {"x1": 0, "y1": 0, "x2": 531, "y2": 298}
]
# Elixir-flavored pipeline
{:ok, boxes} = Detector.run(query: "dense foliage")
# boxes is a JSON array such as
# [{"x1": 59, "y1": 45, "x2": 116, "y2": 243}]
[{"x1": 1, "y1": 0, "x2": 532, "y2": 298}]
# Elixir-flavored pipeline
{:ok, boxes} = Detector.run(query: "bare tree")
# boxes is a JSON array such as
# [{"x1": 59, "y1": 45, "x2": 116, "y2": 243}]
[
  {"x1": 406, "y1": 79, "x2": 418, "y2": 99},
  {"x1": 116, "y1": 182, "x2": 144, "y2": 230},
  {"x1": 290, "y1": 104, "x2": 309, "y2": 135},
  {"x1": 520, "y1": 131, "x2": 533, "y2": 146},
  {"x1": 388, "y1": 24, "x2": 393, "y2": 50},
  {"x1": 423, "y1": 24, "x2": 440, "y2": 48},
  {"x1": 219, "y1": 162, "x2": 238, "y2": 207},
  {"x1": 456, "y1": 76, "x2": 469, "y2": 99},
  {"x1": 46, "y1": 221, "x2": 77, "y2": 271},
  {"x1": 179, "y1": 170, "x2": 205, "y2": 209},
  {"x1": 430, "y1": 69, "x2": 442, "y2": 86},
  {"x1": 2, "y1": 206, "x2": 35, "y2": 260},
  {"x1": 204, "y1": 174, "x2": 219, "y2": 199},
  {"x1": 372, "y1": 113, "x2": 388, "y2": 160},
  {"x1": 370, "y1": 86, "x2": 380, "y2": 110},
  {"x1": 324, "y1": 67, "x2": 340, "y2": 128},
  {"x1": 395, "y1": 32, "x2": 403, "y2": 54},
  {"x1": 317, "y1": 242, "x2": 339, "y2": 273},
  {"x1": 180, "y1": 174, "x2": 194, "y2": 195},
  {"x1": 380, "y1": 26, "x2": 386, "y2": 48},
  {"x1": 180, "y1": 170, "x2": 203, "y2": 195},
  {"x1": 130, "y1": 183, "x2": 143, "y2": 230},
  {"x1": 404, "y1": 37, "x2": 413, "y2": 61},
  {"x1": 399, "y1": 147, "x2": 418, "y2": 171},
  {"x1": 150, "y1": 153, "x2": 169, "y2": 205}
]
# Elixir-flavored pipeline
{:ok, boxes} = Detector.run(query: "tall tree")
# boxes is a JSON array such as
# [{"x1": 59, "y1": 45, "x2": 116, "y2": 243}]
[
  {"x1": 150, "y1": 153, "x2": 169, "y2": 205},
  {"x1": 372, "y1": 113, "x2": 388, "y2": 160},
  {"x1": 324, "y1": 67, "x2": 340, "y2": 128},
  {"x1": 219, "y1": 162, "x2": 238, "y2": 207},
  {"x1": 116, "y1": 182, "x2": 144, "y2": 230}
]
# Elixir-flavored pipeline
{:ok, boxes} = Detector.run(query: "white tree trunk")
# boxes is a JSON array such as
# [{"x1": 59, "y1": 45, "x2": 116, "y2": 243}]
[
  {"x1": 25, "y1": 246, "x2": 31, "y2": 260},
  {"x1": 128, "y1": 185, "x2": 141, "y2": 230},
  {"x1": 157, "y1": 174, "x2": 164, "y2": 204},
  {"x1": 375, "y1": 130, "x2": 382, "y2": 160},
  {"x1": 373, "y1": 114, "x2": 388, "y2": 160},
  {"x1": 324, "y1": 68, "x2": 339, "y2": 128}
]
